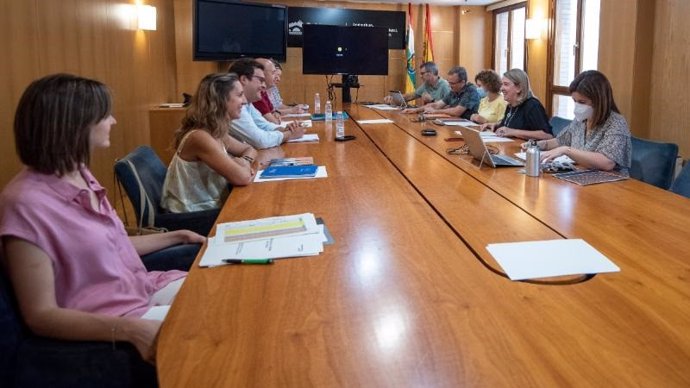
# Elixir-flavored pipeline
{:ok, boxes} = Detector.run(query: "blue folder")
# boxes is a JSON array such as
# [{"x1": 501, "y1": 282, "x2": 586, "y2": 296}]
[{"x1": 260, "y1": 165, "x2": 318, "y2": 179}]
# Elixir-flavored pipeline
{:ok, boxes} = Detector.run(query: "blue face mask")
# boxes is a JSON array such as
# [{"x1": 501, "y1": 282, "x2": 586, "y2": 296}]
[{"x1": 476, "y1": 86, "x2": 486, "y2": 99}]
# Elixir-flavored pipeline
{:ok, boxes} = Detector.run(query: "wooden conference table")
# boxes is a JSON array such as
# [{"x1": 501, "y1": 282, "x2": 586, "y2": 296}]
[{"x1": 157, "y1": 105, "x2": 690, "y2": 387}]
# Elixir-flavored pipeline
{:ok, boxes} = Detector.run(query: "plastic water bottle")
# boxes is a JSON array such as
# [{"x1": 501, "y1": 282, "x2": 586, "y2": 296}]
[
  {"x1": 325, "y1": 100, "x2": 333, "y2": 122},
  {"x1": 314, "y1": 93, "x2": 321, "y2": 114},
  {"x1": 335, "y1": 111, "x2": 345, "y2": 138},
  {"x1": 526, "y1": 140, "x2": 541, "y2": 177}
]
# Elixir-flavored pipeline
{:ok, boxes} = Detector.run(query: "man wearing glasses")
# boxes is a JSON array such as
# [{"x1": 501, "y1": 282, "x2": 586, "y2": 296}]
[
  {"x1": 404, "y1": 66, "x2": 480, "y2": 120},
  {"x1": 384, "y1": 61, "x2": 450, "y2": 106},
  {"x1": 228, "y1": 58, "x2": 304, "y2": 149}
]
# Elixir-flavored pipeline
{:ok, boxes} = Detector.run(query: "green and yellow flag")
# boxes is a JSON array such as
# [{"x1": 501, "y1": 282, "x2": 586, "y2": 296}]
[{"x1": 405, "y1": 3, "x2": 416, "y2": 94}]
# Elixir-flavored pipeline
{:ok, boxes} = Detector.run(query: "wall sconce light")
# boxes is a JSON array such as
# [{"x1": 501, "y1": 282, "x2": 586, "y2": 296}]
[
  {"x1": 525, "y1": 18, "x2": 543, "y2": 40},
  {"x1": 137, "y1": 4, "x2": 157, "y2": 31}
]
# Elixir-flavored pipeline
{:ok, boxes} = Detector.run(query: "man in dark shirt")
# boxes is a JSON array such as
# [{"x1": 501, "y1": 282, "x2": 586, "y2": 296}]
[{"x1": 405, "y1": 66, "x2": 480, "y2": 120}]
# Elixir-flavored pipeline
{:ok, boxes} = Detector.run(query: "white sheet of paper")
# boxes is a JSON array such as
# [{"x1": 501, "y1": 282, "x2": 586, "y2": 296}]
[
  {"x1": 287, "y1": 133, "x2": 319, "y2": 143},
  {"x1": 357, "y1": 119, "x2": 395, "y2": 124},
  {"x1": 367, "y1": 104, "x2": 400, "y2": 111},
  {"x1": 442, "y1": 119, "x2": 478, "y2": 126},
  {"x1": 486, "y1": 239, "x2": 620, "y2": 280},
  {"x1": 141, "y1": 305, "x2": 170, "y2": 321},
  {"x1": 254, "y1": 166, "x2": 327, "y2": 182},
  {"x1": 199, "y1": 234, "x2": 325, "y2": 267}
]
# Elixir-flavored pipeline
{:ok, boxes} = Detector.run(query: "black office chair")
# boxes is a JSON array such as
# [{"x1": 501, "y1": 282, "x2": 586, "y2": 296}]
[
  {"x1": 114, "y1": 146, "x2": 219, "y2": 236},
  {"x1": 670, "y1": 162, "x2": 690, "y2": 198},
  {"x1": 629, "y1": 137, "x2": 679, "y2": 189},
  {"x1": 0, "y1": 252, "x2": 178, "y2": 388},
  {"x1": 549, "y1": 116, "x2": 572, "y2": 137}
]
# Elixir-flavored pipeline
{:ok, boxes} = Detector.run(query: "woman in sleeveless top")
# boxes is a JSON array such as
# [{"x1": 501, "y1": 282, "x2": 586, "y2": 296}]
[{"x1": 161, "y1": 73, "x2": 257, "y2": 213}]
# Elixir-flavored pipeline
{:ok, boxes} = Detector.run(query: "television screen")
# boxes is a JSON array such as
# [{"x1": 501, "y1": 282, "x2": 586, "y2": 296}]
[
  {"x1": 194, "y1": 0, "x2": 287, "y2": 61},
  {"x1": 302, "y1": 25, "x2": 389, "y2": 75}
]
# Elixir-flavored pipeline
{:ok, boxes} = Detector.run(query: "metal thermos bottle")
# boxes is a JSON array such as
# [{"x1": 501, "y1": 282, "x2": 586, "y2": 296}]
[{"x1": 526, "y1": 140, "x2": 541, "y2": 177}]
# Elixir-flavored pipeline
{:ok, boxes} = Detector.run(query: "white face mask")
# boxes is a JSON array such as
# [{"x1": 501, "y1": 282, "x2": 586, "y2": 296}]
[{"x1": 573, "y1": 102, "x2": 593, "y2": 122}]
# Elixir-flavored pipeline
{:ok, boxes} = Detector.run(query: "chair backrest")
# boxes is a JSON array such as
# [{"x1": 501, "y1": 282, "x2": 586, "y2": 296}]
[
  {"x1": 549, "y1": 116, "x2": 572, "y2": 137},
  {"x1": 114, "y1": 146, "x2": 168, "y2": 228},
  {"x1": 671, "y1": 162, "x2": 690, "y2": 198},
  {"x1": 629, "y1": 137, "x2": 679, "y2": 189}
]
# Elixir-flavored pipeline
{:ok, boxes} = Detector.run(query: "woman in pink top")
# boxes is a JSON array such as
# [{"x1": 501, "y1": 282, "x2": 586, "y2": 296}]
[{"x1": 0, "y1": 74, "x2": 205, "y2": 363}]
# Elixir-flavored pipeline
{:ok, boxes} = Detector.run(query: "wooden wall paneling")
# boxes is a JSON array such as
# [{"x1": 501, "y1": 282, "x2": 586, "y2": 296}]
[
  {"x1": 0, "y1": 0, "x2": 41, "y2": 189},
  {"x1": 171, "y1": 0, "x2": 491, "y2": 111},
  {"x1": 526, "y1": 0, "x2": 548, "y2": 102},
  {"x1": 279, "y1": 47, "x2": 305, "y2": 104},
  {"x1": 628, "y1": 0, "x2": 654, "y2": 140},
  {"x1": 649, "y1": 0, "x2": 690, "y2": 157},
  {"x1": 598, "y1": 0, "x2": 638, "y2": 134},
  {"x1": 458, "y1": 7, "x2": 488, "y2": 80},
  {"x1": 173, "y1": 0, "x2": 216, "y2": 98},
  {"x1": 483, "y1": 11, "x2": 493, "y2": 70},
  {"x1": 429, "y1": 5, "x2": 455, "y2": 77},
  {"x1": 148, "y1": 0, "x2": 179, "y2": 108},
  {"x1": 386, "y1": 49, "x2": 405, "y2": 100},
  {"x1": 0, "y1": 0, "x2": 179, "y2": 208}
]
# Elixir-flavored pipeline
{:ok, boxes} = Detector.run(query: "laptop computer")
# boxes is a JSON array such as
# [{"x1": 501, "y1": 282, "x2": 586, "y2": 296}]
[{"x1": 458, "y1": 126, "x2": 524, "y2": 168}]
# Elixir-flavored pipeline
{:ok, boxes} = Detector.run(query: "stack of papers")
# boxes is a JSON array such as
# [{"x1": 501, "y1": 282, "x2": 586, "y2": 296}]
[{"x1": 199, "y1": 213, "x2": 329, "y2": 267}]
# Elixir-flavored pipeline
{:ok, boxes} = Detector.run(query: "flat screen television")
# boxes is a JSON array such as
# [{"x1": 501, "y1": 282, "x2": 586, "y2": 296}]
[
  {"x1": 194, "y1": 0, "x2": 287, "y2": 61},
  {"x1": 302, "y1": 25, "x2": 389, "y2": 75}
]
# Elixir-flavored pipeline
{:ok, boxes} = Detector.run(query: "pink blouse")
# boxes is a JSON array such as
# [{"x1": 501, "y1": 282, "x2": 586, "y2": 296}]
[{"x1": 0, "y1": 167, "x2": 185, "y2": 317}]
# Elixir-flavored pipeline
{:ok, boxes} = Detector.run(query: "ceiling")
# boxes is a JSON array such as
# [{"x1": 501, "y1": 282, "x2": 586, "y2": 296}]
[{"x1": 344, "y1": 0, "x2": 501, "y2": 6}]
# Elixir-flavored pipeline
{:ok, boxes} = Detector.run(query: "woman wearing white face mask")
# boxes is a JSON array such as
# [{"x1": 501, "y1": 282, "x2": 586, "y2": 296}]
[{"x1": 534, "y1": 70, "x2": 631, "y2": 175}]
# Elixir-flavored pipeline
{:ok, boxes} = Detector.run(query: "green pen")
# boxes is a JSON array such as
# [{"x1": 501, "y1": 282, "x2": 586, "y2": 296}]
[{"x1": 222, "y1": 258, "x2": 274, "y2": 265}]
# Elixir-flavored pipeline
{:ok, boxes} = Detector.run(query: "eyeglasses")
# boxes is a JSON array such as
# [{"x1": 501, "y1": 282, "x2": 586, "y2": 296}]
[
  {"x1": 251, "y1": 75, "x2": 266, "y2": 83},
  {"x1": 447, "y1": 79, "x2": 463, "y2": 86}
]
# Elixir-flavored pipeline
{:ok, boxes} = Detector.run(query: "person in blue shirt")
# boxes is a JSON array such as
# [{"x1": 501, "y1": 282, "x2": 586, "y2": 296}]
[{"x1": 227, "y1": 58, "x2": 304, "y2": 149}]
